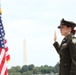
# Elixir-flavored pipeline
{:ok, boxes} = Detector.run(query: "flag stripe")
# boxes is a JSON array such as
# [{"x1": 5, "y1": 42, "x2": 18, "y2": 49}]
[
  {"x1": 5, "y1": 40, "x2": 10, "y2": 62},
  {"x1": 4, "y1": 68, "x2": 8, "y2": 75},
  {"x1": 1, "y1": 60, "x2": 8, "y2": 75},
  {"x1": 0, "y1": 48, "x2": 5, "y2": 64},
  {"x1": 0, "y1": 49, "x2": 5, "y2": 74}
]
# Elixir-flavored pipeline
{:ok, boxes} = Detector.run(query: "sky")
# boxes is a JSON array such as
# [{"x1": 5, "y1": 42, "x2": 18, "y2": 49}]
[{"x1": 1, "y1": 0, "x2": 76, "y2": 68}]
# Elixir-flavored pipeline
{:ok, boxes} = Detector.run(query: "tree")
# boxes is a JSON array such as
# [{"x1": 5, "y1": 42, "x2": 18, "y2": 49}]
[
  {"x1": 9, "y1": 72, "x2": 22, "y2": 75},
  {"x1": 28, "y1": 64, "x2": 34, "y2": 70},
  {"x1": 21, "y1": 65, "x2": 29, "y2": 73},
  {"x1": 8, "y1": 66, "x2": 21, "y2": 75},
  {"x1": 33, "y1": 67, "x2": 40, "y2": 74},
  {"x1": 40, "y1": 65, "x2": 50, "y2": 74},
  {"x1": 22, "y1": 71, "x2": 33, "y2": 75},
  {"x1": 53, "y1": 62, "x2": 59, "y2": 73},
  {"x1": 8, "y1": 63, "x2": 59, "y2": 74}
]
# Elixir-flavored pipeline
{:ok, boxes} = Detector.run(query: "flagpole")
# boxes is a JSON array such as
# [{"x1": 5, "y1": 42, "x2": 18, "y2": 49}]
[
  {"x1": 0, "y1": 0, "x2": 2, "y2": 14},
  {"x1": 0, "y1": 0, "x2": 1, "y2": 9}
]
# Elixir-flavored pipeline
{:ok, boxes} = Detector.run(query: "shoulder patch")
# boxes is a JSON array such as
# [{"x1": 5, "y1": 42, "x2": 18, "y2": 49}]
[{"x1": 72, "y1": 37, "x2": 76, "y2": 44}]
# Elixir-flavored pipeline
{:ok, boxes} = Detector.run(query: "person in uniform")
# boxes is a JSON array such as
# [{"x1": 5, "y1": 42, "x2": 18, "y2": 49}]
[{"x1": 53, "y1": 18, "x2": 76, "y2": 75}]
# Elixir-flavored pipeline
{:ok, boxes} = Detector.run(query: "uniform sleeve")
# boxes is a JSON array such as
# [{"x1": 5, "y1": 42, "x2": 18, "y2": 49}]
[
  {"x1": 53, "y1": 42, "x2": 60, "y2": 54},
  {"x1": 69, "y1": 39, "x2": 76, "y2": 66}
]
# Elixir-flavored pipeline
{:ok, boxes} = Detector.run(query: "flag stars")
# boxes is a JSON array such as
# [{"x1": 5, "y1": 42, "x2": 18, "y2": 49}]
[
  {"x1": 1, "y1": 41, "x2": 3, "y2": 43},
  {"x1": 0, "y1": 26, "x2": 2, "y2": 28},
  {"x1": 0, "y1": 23, "x2": 2, "y2": 24},
  {"x1": 1, "y1": 30, "x2": 3, "y2": 32},
  {"x1": 0, "y1": 23, "x2": 2, "y2": 27},
  {"x1": 2, "y1": 45, "x2": 5, "y2": 48},
  {"x1": 2, "y1": 33, "x2": 4, "y2": 36},
  {"x1": 0, "y1": 38, "x2": 2, "y2": 40}
]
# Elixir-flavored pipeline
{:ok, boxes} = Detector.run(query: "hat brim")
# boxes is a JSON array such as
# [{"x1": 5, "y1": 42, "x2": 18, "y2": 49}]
[{"x1": 58, "y1": 26, "x2": 60, "y2": 29}]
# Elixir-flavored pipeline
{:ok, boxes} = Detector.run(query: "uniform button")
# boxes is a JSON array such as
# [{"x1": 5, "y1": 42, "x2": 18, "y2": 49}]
[{"x1": 64, "y1": 64, "x2": 66, "y2": 66}]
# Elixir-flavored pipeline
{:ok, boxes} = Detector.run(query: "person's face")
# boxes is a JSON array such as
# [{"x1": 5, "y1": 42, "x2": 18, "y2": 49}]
[{"x1": 59, "y1": 25, "x2": 71, "y2": 36}]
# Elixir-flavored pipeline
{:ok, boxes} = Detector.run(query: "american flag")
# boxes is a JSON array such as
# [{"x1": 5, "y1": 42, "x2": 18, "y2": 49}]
[{"x1": 0, "y1": 8, "x2": 10, "y2": 75}]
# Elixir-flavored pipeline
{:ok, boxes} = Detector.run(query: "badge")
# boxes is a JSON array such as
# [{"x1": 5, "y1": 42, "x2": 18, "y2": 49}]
[
  {"x1": 62, "y1": 43, "x2": 67, "y2": 46},
  {"x1": 72, "y1": 38, "x2": 76, "y2": 44}
]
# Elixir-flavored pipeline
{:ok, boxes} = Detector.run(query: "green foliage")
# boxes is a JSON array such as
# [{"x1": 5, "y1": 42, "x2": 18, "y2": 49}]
[
  {"x1": 21, "y1": 65, "x2": 29, "y2": 73},
  {"x1": 8, "y1": 66, "x2": 22, "y2": 75},
  {"x1": 40, "y1": 65, "x2": 52, "y2": 74},
  {"x1": 33, "y1": 67, "x2": 40, "y2": 74},
  {"x1": 9, "y1": 72, "x2": 22, "y2": 75},
  {"x1": 22, "y1": 71, "x2": 33, "y2": 75},
  {"x1": 53, "y1": 62, "x2": 59, "y2": 73},
  {"x1": 8, "y1": 62, "x2": 59, "y2": 75},
  {"x1": 28, "y1": 64, "x2": 34, "y2": 70}
]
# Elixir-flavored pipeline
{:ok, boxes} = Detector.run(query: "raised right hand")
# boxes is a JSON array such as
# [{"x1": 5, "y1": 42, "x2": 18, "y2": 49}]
[{"x1": 54, "y1": 31, "x2": 57, "y2": 42}]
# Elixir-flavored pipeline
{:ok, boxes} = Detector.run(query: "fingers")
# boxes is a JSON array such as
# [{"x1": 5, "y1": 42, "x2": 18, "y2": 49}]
[
  {"x1": 54, "y1": 31, "x2": 56, "y2": 38},
  {"x1": 54, "y1": 31, "x2": 57, "y2": 42}
]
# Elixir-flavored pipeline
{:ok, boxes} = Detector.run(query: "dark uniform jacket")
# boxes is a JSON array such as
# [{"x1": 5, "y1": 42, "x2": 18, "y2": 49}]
[{"x1": 53, "y1": 34, "x2": 76, "y2": 75}]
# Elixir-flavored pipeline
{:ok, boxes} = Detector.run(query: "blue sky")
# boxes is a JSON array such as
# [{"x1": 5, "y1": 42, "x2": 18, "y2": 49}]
[{"x1": 1, "y1": 0, "x2": 76, "y2": 68}]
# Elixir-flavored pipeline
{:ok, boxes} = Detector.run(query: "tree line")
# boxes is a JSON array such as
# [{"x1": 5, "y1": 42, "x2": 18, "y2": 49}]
[{"x1": 8, "y1": 62, "x2": 59, "y2": 75}]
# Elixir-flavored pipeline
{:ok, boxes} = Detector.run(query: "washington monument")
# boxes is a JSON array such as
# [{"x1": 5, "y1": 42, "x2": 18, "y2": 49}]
[{"x1": 23, "y1": 39, "x2": 27, "y2": 65}]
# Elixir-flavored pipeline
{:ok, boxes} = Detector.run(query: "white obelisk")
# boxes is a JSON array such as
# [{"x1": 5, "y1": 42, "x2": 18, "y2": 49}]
[{"x1": 23, "y1": 39, "x2": 27, "y2": 65}]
